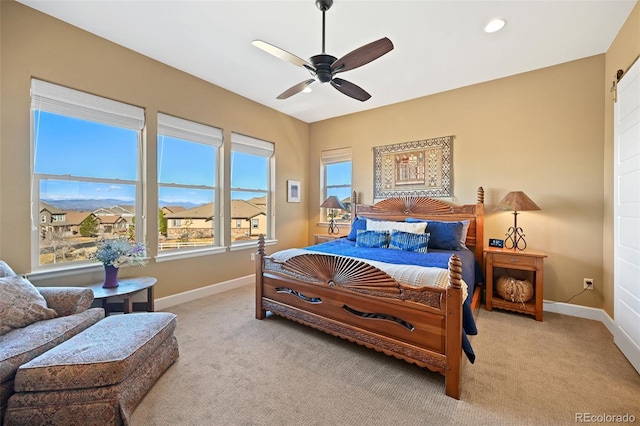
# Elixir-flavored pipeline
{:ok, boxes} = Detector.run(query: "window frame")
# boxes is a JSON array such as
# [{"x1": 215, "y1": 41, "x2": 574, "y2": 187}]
[
  {"x1": 229, "y1": 132, "x2": 275, "y2": 249},
  {"x1": 30, "y1": 79, "x2": 145, "y2": 274},
  {"x1": 320, "y1": 147, "x2": 352, "y2": 225},
  {"x1": 156, "y1": 113, "x2": 223, "y2": 259}
]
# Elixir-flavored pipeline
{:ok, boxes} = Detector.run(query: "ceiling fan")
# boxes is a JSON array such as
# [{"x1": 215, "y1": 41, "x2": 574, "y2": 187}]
[{"x1": 252, "y1": 0, "x2": 394, "y2": 102}]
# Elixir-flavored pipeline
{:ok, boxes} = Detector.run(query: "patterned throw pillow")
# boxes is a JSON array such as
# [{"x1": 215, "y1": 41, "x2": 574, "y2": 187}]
[
  {"x1": 0, "y1": 260, "x2": 17, "y2": 278},
  {"x1": 388, "y1": 230, "x2": 430, "y2": 253},
  {"x1": 355, "y1": 229, "x2": 390, "y2": 248},
  {"x1": 0, "y1": 275, "x2": 58, "y2": 336}
]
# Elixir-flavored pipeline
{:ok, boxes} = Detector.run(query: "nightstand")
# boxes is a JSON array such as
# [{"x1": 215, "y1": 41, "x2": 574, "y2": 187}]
[
  {"x1": 484, "y1": 247, "x2": 547, "y2": 321},
  {"x1": 314, "y1": 234, "x2": 343, "y2": 244}
]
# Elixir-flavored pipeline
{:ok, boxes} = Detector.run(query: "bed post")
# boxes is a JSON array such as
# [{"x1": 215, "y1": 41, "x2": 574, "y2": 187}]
[
  {"x1": 255, "y1": 234, "x2": 266, "y2": 319},
  {"x1": 351, "y1": 190, "x2": 358, "y2": 225},
  {"x1": 475, "y1": 186, "x2": 485, "y2": 269},
  {"x1": 445, "y1": 254, "x2": 463, "y2": 399}
]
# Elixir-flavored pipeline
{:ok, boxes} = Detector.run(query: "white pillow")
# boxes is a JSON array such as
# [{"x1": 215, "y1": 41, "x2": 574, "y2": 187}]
[
  {"x1": 366, "y1": 219, "x2": 427, "y2": 234},
  {"x1": 460, "y1": 220, "x2": 470, "y2": 247}
]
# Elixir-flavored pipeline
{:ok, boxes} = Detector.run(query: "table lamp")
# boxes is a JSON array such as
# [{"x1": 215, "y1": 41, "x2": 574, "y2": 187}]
[
  {"x1": 321, "y1": 195, "x2": 346, "y2": 234},
  {"x1": 495, "y1": 191, "x2": 541, "y2": 251}
]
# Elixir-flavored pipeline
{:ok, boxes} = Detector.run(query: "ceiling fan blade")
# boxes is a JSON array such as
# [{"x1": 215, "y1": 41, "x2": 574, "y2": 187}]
[
  {"x1": 330, "y1": 78, "x2": 371, "y2": 102},
  {"x1": 277, "y1": 79, "x2": 315, "y2": 100},
  {"x1": 331, "y1": 37, "x2": 394, "y2": 74},
  {"x1": 252, "y1": 40, "x2": 314, "y2": 69}
]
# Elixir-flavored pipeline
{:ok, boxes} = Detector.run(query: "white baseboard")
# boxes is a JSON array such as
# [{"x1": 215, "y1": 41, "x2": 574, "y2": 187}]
[
  {"x1": 154, "y1": 274, "x2": 254, "y2": 311},
  {"x1": 544, "y1": 300, "x2": 639, "y2": 374},
  {"x1": 544, "y1": 300, "x2": 616, "y2": 335}
]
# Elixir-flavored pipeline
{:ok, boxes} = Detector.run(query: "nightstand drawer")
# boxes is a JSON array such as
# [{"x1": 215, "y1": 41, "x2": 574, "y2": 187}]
[
  {"x1": 492, "y1": 253, "x2": 537, "y2": 268},
  {"x1": 314, "y1": 234, "x2": 341, "y2": 244}
]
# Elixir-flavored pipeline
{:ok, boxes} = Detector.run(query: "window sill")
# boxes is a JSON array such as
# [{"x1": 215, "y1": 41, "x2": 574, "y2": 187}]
[
  {"x1": 155, "y1": 246, "x2": 227, "y2": 262},
  {"x1": 26, "y1": 263, "x2": 102, "y2": 281},
  {"x1": 316, "y1": 222, "x2": 349, "y2": 228},
  {"x1": 26, "y1": 261, "x2": 148, "y2": 281},
  {"x1": 229, "y1": 238, "x2": 277, "y2": 252}
]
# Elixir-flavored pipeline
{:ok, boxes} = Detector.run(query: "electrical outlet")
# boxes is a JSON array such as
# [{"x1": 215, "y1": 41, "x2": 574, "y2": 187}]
[
  {"x1": 584, "y1": 278, "x2": 594, "y2": 290},
  {"x1": 250, "y1": 253, "x2": 256, "y2": 261}
]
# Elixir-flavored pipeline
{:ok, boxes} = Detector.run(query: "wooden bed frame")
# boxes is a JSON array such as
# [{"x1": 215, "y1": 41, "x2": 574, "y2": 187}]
[{"x1": 255, "y1": 187, "x2": 484, "y2": 399}]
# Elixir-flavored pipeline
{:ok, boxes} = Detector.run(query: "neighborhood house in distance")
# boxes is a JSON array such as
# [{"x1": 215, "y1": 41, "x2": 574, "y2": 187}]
[{"x1": 38, "y1": 196, "x2": 267, "y2": 265}]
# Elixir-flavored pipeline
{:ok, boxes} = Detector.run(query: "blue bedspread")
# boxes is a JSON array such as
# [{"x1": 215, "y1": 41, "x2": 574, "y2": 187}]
[{"x1": 305, "y1": 238, "x2": 479, "y2": 363}]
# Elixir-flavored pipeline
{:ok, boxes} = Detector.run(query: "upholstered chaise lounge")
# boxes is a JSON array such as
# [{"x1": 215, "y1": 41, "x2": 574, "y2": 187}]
[
  {"x1": 0, "y1": 262, "x2": 104, "y2": 421},
  {"x1": 4, "y1": 312, "x2": 179, "y2": 426}
]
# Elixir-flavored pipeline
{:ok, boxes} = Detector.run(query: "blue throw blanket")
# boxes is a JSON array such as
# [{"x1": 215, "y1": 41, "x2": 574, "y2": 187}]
[{"x1": 306, "y1": 238, "x2": 479, "y2": 363}]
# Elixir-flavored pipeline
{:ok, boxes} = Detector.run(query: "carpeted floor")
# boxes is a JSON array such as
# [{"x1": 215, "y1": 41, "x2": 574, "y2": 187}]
[{"x1": 130, "y1": 284, "x2": 640, "y2": 426}]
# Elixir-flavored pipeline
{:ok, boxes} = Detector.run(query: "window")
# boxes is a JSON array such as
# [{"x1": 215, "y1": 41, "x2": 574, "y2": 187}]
[
  {"x1": 31, "y1": 79, "x2": 144, "y2": 269},
  {"x1": 157, "y1": 113, "x2": 222, "y2": 252},
  {"x1": 230, "y1": 133, "x2": 274, "y2": 243},
  {"x1": 321, "y1": 148, "x2": 352, "y2": 223}
]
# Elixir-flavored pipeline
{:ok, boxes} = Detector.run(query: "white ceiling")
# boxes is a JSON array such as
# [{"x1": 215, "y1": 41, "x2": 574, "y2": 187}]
[{"x1": 17, "y1": 0, "x2": 637, "y2": 123}]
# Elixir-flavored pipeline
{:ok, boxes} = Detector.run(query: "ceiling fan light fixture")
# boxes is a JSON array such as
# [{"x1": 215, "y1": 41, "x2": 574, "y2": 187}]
[
  {"x1": 252, "y1": 0, "x2": 393, "y2": 102},
  {"x1": 302, "y1": 87, "x2": 312, "y2": 93},
  {"x1": 485, "y1": 18, "x2": 506, "y2": 33}
]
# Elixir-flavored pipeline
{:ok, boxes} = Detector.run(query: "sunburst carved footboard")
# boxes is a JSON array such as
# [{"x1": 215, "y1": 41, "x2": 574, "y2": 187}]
[{"x1": 255, "y1": 235, "x2": 465, "y2": 399}]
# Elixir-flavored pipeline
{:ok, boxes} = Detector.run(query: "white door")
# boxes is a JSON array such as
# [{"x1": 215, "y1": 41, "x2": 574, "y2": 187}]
[{"x1": 614, "y1": 57, "x2": 640, "y2": 374}]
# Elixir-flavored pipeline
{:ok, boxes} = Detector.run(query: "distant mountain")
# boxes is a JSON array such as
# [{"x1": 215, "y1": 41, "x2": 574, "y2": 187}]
[{"x1": 42, "y1": 199, "x2": 202, "y2": 211}]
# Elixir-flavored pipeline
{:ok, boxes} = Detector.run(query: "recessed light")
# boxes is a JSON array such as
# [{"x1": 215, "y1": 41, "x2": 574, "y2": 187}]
[{"x1": 485, "y1": 18, "x2": 506, "y2": 33}]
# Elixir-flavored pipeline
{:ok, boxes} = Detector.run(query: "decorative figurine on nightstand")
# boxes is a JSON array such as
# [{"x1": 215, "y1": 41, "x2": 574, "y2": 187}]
[{"x1": 495, "y1": 191, "x2": 541, "y2": 250}]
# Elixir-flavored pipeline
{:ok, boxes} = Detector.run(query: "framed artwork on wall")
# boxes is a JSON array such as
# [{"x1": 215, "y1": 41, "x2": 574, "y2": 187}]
[
  {"x1": 287, "y1": 180, "x2": 301, "y2": 203},
  {"x1": 373, "y1": 135, "x2": 453, "y2": 198}
]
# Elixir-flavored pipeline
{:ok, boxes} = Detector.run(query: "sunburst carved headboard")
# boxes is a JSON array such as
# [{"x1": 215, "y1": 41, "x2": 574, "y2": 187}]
[{"x1": 352, "y1": 187, "x2": 485, "y2": 271}]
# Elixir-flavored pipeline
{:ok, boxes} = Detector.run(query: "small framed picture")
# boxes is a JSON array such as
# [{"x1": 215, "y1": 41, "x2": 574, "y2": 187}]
[{"x1": 287, "y1": 180, "x2": 300, "y2": 203}]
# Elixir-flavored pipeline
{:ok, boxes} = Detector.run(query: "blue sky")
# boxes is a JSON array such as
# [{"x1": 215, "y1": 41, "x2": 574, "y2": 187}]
[
  {"x1": 36, "y1": 112, "x2": 271, "y2": 206},
  {"x1": 35, "y1": 111, "x2": 352, "y2": 207}
]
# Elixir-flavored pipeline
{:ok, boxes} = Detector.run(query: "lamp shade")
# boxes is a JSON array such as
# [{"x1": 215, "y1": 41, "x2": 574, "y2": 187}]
[
  {"x1": 320, "y1": 196, "x2": 346, "y2": 210},
  {"x1": 495, "y1": 191, "x2": 541, "y2": 212}
]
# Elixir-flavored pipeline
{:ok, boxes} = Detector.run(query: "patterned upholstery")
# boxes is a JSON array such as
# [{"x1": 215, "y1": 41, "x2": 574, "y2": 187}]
[
  {"x1": 0, "y1": 276, "x2": 58, "y2": 336},
  {"x1": 15, "y1": 313, "x2": 177, "y2": 391},
  {"x1": 0, "y1": 309, "x2": 104, "y2": 384},
  {"x1": 388, "y1": 230, "x2": 430, "y2": 253},
  {"x1": 0, "y1": 283, "x2": 103, "y2": 420},
  {"x1": 5, "y1": 313, "x2": 179, "y2": 426},
  {"x1": 355, "y1": 229, "x2": 390, "y2": 248},
  {"x1": 37, "y1": 287, "x2": 95, "y2": 316},
  {"x1": 0, "y1": 261, "x2": 16, "y2": 278}
]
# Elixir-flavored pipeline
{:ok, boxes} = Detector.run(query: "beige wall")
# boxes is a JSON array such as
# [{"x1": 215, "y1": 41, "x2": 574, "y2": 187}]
[
  {"x1": 0, "y1": 2, "x2": 309, "y2": 298},
  {"x1": 309, "y1": 55, "x2": 607, "y2": 308},
  {"x1": 1, "y1": 1, "x2": 638, "y2": 312},
  {"x1": 603, "y1": 2, "x2": 640, "y2": 316}
]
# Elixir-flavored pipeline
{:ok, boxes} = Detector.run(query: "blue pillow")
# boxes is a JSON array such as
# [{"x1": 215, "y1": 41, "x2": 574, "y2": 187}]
[
  {"x1": 406, "y1": 218, "x2": 470, "y2": 248},
  {"x1": 425, "y1": 221, "x2": 464, "y2": 250},
  {"x1": 347, "y1": 217, "x2": 367, "y2": 241},
  {"x1": 388, "y1": 230, "x2": 429, "y2": 253},
  {"x1": 355, "y1": 229, "x2": 389, "y2": 248}
]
